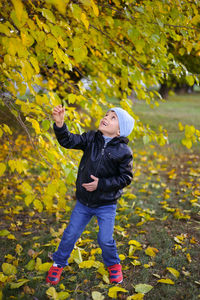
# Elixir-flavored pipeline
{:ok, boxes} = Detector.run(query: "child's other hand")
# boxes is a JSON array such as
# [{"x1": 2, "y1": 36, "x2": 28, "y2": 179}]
[
  {"x1": 52, "y1": 105, "x2": 65, "y2": 127},
  {"x1": 82, "y1": 175, "x2": 99, "y2": 192}
]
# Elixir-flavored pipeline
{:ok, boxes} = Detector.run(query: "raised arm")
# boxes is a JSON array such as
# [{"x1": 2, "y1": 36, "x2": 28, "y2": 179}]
[{"x1": 52, "y1": 105, "x2": 88, "y2": 151}]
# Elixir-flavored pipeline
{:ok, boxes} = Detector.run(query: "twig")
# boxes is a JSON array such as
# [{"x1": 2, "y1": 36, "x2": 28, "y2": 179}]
[
  {"x1": 2, "y1": 96, "x2": 53, "y2": 168},
  {"x1": 90, "y1": 24, "x2": 149, "y2": 70}
]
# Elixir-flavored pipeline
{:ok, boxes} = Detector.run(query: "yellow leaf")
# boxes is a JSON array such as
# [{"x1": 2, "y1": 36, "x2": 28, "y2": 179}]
[
  {"x1": 2, "y1": 263, "x2": 17, "y2": 275},
  {"x1": 119, "y1": 254, "x2": 126, "y2": 261},
  {"x1": 108, "y1": 286, "x2": 128, "y2": 299},
  {"x1": 38, "y1": 262, "x2": 52, "y2": 272},
  {"x1": 91, "y1": 0, "x2": 99, "y2": 16},
  {"x1": 0, "y1": 273, "x2": 8, "y2": 283},
  {"x1": 157, "y1": 278, "x2": 175, "y2": 284},
  {"x1": 10, "y1": 279, "x2": 29, "y2": 289},
  {"x1": 186, "y1": 253, "x2": 192, "y2": 263},
  {"x1": 178, "y1": 122, "x2": 184, "y2": 131},
  {"x1": 25, "y1": 194, "x2": 35, "y2": 206},
  {"x1": 26, "y1": 117, "x2": 40, "y2": 134},
  {"x1": 33, "y1": 199, "x2": 43, "y2": 213},
  {"x1": 131, "y1": 260, "x2": 141, "y2": 266},
  {"x1": 35, "y1": 257, "x2": 42, "y2": 271},
  {"x1": 0, "y1": 289, "x2": 2, "y2": 300},
  {"x1": 81, "y1": 12, "x2": 89, "y2": 30},
  {"x1": 145, "y1": 247, "x2": 159, "y2": 257},
  {"x1": 57, "y1": 291, "x2": 70, "y2": 299},
  {"x1": 30, "y1": 56, "x2": 39, "y2": 73},
  {"x1": 166, "y1": 267, "x2": 180, "y2": 278},
  {"x1": 127, "y1": 294, "x2": 144, "y2": 300},
  {"x1": 92, "y1": 291, "x2": 105, "y2": 300},
  {"x1": 21, "y1": 30, "x2": 34, "y2": 47},
  {"x1": 181, "y1": 138, "x2": 192, "y2": 149},
  {"x1": 46, "y1": 287, "x2": 58, "y2": 299},
  {"x1": 0, "y1": 163, "x2": 6, "y2": 176},
  {"x1": 7, "y1": 234, "x2": 16, "y2": 240},
  {"x1": 128, "y1": 240, "x2": 142, "y2": 248},
  {"x1": 11, "y1": 0, "x2": 23, "y2": 21},
  {"x1": 15, "y1": 244, "x2": 23, "y2": 256},
  {"x1": 72, "y1": 248, "x2": 82, "y2": 264},
  {"x1": 79, "y1": 260, "x2": 95, "y2": 269}
]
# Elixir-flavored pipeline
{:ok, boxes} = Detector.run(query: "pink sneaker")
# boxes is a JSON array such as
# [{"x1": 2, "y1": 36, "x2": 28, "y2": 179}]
[{"x1": 108, "y1": 264, "x2": 123, "y2": 284}]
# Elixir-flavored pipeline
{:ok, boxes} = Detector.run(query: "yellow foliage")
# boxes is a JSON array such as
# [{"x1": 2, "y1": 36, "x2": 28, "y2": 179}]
[{"x1": 2, "y1": 263, "x2": 17, "y2": 275}]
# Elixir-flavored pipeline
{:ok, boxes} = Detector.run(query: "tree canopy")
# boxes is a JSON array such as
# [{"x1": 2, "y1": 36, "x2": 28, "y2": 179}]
[{"x1": 0, "y1": 0, "x2": 200, "y2": 211}]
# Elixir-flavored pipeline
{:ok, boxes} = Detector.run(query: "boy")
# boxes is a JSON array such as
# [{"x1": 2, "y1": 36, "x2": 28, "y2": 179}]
[{"x1": 46, "y1": 105, "x2": 135, "y2": 285}]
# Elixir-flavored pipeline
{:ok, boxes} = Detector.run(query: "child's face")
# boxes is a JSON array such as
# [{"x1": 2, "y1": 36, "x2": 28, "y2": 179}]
[{"x1": 98, "y1": 110, "x2": 120, "y2": 138}]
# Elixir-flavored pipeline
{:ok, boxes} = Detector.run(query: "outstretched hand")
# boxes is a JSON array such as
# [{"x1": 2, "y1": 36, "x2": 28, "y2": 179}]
[
  {"x1": 52, "y1": 105, "x2": 65, "y2": 127},
  {"x1": 82, "y1": 175, "x2": 99, "y2": 192}
]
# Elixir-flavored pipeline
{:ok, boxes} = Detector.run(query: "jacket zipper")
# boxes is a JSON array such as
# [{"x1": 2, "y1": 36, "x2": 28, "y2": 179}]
[
  {"x1": 94, "y1": 144, "x2": 106, "y2": 176},
  {"x1": 85, "y1": 144, "x2": 106, "y2": 206}
]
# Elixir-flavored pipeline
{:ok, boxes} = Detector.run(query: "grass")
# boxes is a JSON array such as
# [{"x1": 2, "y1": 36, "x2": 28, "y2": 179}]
[
  {"x1": 1, "y1": 93, "x2": 200, "y2": 300},
  {"x1": 132, "y1": 92, "x2": 200, "y2": 153}
]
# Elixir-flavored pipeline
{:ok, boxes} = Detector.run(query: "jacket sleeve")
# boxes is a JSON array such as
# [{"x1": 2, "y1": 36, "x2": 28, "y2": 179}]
[
  {"x1": 98, "y1": 151, "x2": 133, "y2": 192},
  {"x1": 53, "y1": 122, "x2": 89, "y2": 151}
]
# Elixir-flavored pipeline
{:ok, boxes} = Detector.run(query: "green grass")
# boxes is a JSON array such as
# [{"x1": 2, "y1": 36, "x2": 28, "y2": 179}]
[{"x1": 132, "y1": 92, "x2": 200, "y2": 153}]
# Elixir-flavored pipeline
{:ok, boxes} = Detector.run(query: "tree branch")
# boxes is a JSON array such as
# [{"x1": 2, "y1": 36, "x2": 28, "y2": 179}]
[
  {"x1": 1, "y1": 96, "x2": 53, "y2": 168},
  {"x1": 90, "y1": 24, "x2": 149, "y2": 70}
]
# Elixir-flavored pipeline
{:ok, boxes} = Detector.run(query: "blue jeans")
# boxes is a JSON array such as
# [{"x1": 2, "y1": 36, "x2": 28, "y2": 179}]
[{"x1": 53, "y1": 200, "x2": 120, "y2": 267}]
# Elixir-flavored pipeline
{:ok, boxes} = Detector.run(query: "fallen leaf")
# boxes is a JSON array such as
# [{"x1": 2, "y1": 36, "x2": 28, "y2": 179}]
[
  {"x1": 2, "y1": 263, "x2": 17, "y2": 275},
  {"x1": 10, "y1": 279, "x2": 29, "y2": 289},
  {"x1": 108, "y1": 286, "x2": 128, "y2": 299},
  {"x1": 145, "y1": 247, "x2": 159, "y2": 257},
  {"x1": 134, "y1": 283, "x2": 153, "y2": 294},
  {"x1": 127, "y1": 294, "x2": 144, "y2": 300},
  {"x1": 166, "y1": 267, "x2": 180, "y2": 278},
  {"x1": 92, "y1": 291, "x2": 105, "y2": 300},
  {"x1": 157, "y1": 278, "x2": 175, "y2": 285}
]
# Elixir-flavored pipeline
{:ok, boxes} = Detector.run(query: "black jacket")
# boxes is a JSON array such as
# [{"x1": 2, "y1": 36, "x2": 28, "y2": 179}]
[{"x1": 53, "y1": 122, "x2": 133, "y2": 207}]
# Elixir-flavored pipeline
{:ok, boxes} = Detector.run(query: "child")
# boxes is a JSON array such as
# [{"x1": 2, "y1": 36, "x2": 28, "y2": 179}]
[{"x1": 46, "y1": 105, "x2": 135, "y2": 285}]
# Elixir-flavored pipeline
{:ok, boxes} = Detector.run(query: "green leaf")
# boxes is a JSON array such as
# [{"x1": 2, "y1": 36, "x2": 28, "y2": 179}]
[
  {"x1": 0, "y1": 229, "x2": 10, "y2": 237},
  {"x1": 134, "y1": 284, "x2": 153, "y2": 294},
  {"x1": 25, "y1": 259, "x2": 35, "y2": 271},
  {"x1": 92, "y1": 291, "x2": 105, "y2": 300},
  {"x1": 10, "y1": 279, "x2": 29, "y2": 289},
  {"x1": 2, "y1": 263, "x2": 17, "y2": 275},
  {"x1": 42, "y1": 120, "x2": 50, "y2": 131},
  {"x1": 186, "y1": 75, "x2": 194, "y2": 86},
  {"x1": 42, "y1": 8, "x2": 56, "y2": 23}
]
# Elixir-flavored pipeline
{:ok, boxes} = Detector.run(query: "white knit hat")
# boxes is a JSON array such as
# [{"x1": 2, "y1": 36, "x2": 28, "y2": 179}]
[{"x1": 108, "y1": 107, "x2": 135, "y2": 137}]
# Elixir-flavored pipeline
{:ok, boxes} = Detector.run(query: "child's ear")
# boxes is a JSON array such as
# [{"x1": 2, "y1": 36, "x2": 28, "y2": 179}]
[{"x1": 117, "y1": 129, "x2": 120, "y2": 136}]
